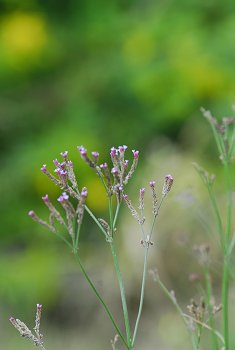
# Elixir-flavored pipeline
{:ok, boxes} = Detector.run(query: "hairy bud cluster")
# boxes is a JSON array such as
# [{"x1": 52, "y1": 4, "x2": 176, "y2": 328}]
[
  {"x1": 29, "y1": 151, "x2": 89, "y2": 247},
  {"x1": 78, "y1": 145, "x2": 140, "y2": 200},
  {"x1": 9, "y1": 304, "x2": 44, "y2": 348},
  {"x1": 123, "y1": 175, "x2": 174, "y2": 227}
]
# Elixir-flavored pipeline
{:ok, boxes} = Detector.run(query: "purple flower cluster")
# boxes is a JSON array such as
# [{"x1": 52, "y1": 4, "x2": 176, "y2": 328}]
[
  {"x1": 100, "y1": 145, "x2": 139, "y2": 198},
  {"x1": 77, "y1": 144, "x2": 140, "y2": 200},
  {"x1": 123, "y1": 174, "x2": 174, "y2": 226},
  {"x1": 29, "y1": 150, "x2": 90, "y2": 244}
]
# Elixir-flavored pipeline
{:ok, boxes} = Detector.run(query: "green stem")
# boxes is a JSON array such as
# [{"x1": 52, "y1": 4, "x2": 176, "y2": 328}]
[
  {"x1": 207, "y1": 185, "x2": 224, "y2": 249},
  {"x1": 108, "y1": 196, "x2": 131, "y2": 347},
  {"x1": 110, "y1": 241, "x2": 132, "y2": 347},
  {"x1": 75, "y1": 220, "x2": 81, "y2": 251},
  {"x1": 157, "y1": 277, "x2": 197, "y2": 350},
  {"x1": 54, "y1": 230, "x2": 73, "y2": 250},
  {"x1": 131, "y1": 246, "x2": 149, "y2": 347},
  {"x1": 195, "y1": 323, "x2": 203, "y2": 350},
  {"x1": 222, "y1": 161, "x2": 232, "y2": 350},
  {"x1": 113, "y1": 201, "x2": 121, "y2": 228},
  {"x1": 85, "y1": 205, "x2": 107, "y2": 236},
  {"x1": 224, "y1": 161, "x2": 232, "y2": 243},
  {"x1": 73, "y1": 252, "x2": 128, "y2": 349},
  {"x1": 222, "y1": 255, "x2": 229, "y2": 350},
  {"x1": 108, "y1": 197, "x2": 114, "y2": 236},
  {"x1": 204, "y1": 266, "x2": 219, "y2": 350}
]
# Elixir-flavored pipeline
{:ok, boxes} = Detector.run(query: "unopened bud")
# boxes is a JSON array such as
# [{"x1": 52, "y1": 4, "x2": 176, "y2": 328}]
[
  {"x1": 162, "y1": 174, "x2": 173, "y2": 196},
  {"x1": 132, "y1": 150, "x2": 139, "y2": 159}
]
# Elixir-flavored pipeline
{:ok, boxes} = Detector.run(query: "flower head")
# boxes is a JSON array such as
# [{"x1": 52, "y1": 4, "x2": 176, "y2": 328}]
[
  {"x1": 42, "y1": 194, "x2": 49, "y2": 203},
  {"x1": 162, "y1": 174, "x2": 174, "y2": 196},
  {"x1": 77, "y1": 146, "x2": 87, "y2": 156},
  {"x1": 28, "y1": 210, "x2": 36, "y2": 218},
  {"x1": 149, "y1": 181, "x2": 156, "y2": 188},
  {"x1": 110, "y1": 147, "x2": 118, "y2": 157},
  {"x1": 41, "y1": 164, "x2": 47, "y2": 173},
  {"x1": 100, "y1": 162, "x2": 108, "y2": 169},
  {"x1": 53, "y1": 159, "x2": 60, "y2": 167},
  {"x1": 140, "y1": 187, "x2": 145, "y2": 195},
  {"x1": 57, "y1": 192, "x2": 69, "y2": 203},
  {"x1": 60, "y1": 151, "x2": 68, "y2": 159},
  {"x1": 118, "y1": 145, "x2": 127, "y2": 153},
  {"x1": 81, "y1": 187, "x2": 88, "y2": 198},
  {"x1": 91, "y1": 151, "x2": 99, "y2": 161},
  {"x1": 132, "y1": 150, "x2": 139, "y2": 159},
  {"x1": 111, "y1": 167, "x2": 119, "y2": 175}
]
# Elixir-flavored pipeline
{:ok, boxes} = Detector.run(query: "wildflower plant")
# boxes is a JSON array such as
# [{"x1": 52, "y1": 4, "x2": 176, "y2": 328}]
[
  {"x1": 10, "y1": 145, "x2": 173, "y2": 350},
  {"x1": 195, "y1": 108, "x2": 235, "y2": 350},
  {"x1": 149, "y1": 108, "x2": 235, "y2": 350},
  {"x1": 10, "y1": 304, "x2": 45, "y2": 349}
]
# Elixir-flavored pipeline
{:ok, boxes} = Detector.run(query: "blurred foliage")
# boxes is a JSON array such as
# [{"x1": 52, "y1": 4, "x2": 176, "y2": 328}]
[{"x1": 1, "y1": 0, "x2": 235, "y2": 348}]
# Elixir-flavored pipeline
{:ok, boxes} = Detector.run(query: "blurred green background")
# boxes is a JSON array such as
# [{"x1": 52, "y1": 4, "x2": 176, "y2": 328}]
[{"x1": 1, "y1": 0, "x2": 235, "y2": 349}]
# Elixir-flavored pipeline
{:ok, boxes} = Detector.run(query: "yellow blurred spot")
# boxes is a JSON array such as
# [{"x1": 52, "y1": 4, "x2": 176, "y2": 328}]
[
  {"x1": 170, "y1": 36, "x2": 226, "y2": 98},
  {"x1": 1, "y1": 12, "x2": 47, "y2": 65},
  {"x1": 123, "y1": 30, "x2": 155, "y2": 65},
  {"x1": 85, "y1": 177, "x2": 108, "y2": 213}
]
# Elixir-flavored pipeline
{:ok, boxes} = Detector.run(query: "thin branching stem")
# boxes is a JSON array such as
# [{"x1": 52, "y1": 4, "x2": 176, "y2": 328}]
[
  {"x1": 131, "y1": 246, "x2": 149, "y2": 347},
  {"x1": 110, "y1": 240, "x2": 132, "y2": 347},
  {"x1": 222, "y1": 160, "x2": 232, "y2": 350},
  {"x1": 157, "y1": 277, "x2": 198, "y2": 350},
  {"x1": 85, "y1": 205, "x2": 107, "y2": 236},
  {"x1": 149, "y1": 196, "x2": 164, "y2": 242},
  {"x1": 113, "y1": 201, "x2": 121, "y2": 228},
  {"x1": 108, "y1": 196, "x2": 131, "y2": 347},
  {"x1": 73, "y1": 252, "x2": 129, "y2": 349},
  {"x1": 207, "y1": 184, "x2": 224, "y2": 249},
  {"x1": 54, "y1": 230, "x2": 73, "y2": 250},
  {"x1": 204, "y1": 265, "x2": 219, "y2": 350}
]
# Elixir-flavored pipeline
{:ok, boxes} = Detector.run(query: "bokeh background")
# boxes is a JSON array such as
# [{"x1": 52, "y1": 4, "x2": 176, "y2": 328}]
[{"x1": 1, "y1": 1, "x2": 235, "y2": 349}]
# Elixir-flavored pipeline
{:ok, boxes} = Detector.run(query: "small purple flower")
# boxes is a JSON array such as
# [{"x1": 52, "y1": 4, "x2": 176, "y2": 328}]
[
  {"x1": 111, "y1": 167, "x2": 119, "y2": 175},
  {"x1": 60, "y1": 170, "x2": 67, "y2": 177},
  {"x1": 53, "y1": 159, "x2": 60, "y2": 167},
  {"x1": 140, "y1": 188, "x2": 145, "y2": 195},
  {"x1": 77, "y1": 146, "x2": 87, "y2": 156},
  {"x1": 41, "y1": 164, "x2": 47, "y2": 173},
  {"x1": 123, "y1": 194, "x2": 129, "y2": 200},
  {"x1": 37, "y1": 304, "x2": 42, "y2": 310},
  {"x1": 60, "y1": 162, "x2": 66, "y2": 170},
  {"x1": 57, "y1": 192, "x2": 69, "y2": 203},
  {"x1": 162, "y1": 174, "x2": 174, "y2": 196},
  {"x1": 132, "y1": 150, "x2": 139, "y2": 159},
  {"x1": 165, "y1": 174, "x2": 173, "y2": 188},
  {"x1": 28, "y1": 210, "x2": 36, "y2": 218},
  {"x1": 91, "y1": 151, "x2": 99, "y2": 160},
  {"x1": 42, "y1": 194, "x2": 49, "y2": 203},
  {"x1": 60, "y1": 151, "x2": 68, "y2": 158},
  {"x1": 110, "y1": 147, "x2": 118, "y2": 157},
  {"x1": 54, "y1": 168, "x2": 67, "y2": 177},
  {"x1": 124, "y1": 160, "x2": 129, "y2": 168},
  {"x1": 118, "y1": 145, "x2": 127, "y2": 153},
  {"x1": 68, "y1": 160, "x2": 73, "y2": 166},
  {"x1": 165, "y1": 174, "x2": 173, "y2": 182},
  {"x1": 100, "y1": 162, "x2": 108, "y2": 169},
  {"x1": 81, "y1": 187, "x2": 88, "y2": 198},
  {"x1": 149, "y1": 181, "x2": 156, "y2": 188}
]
